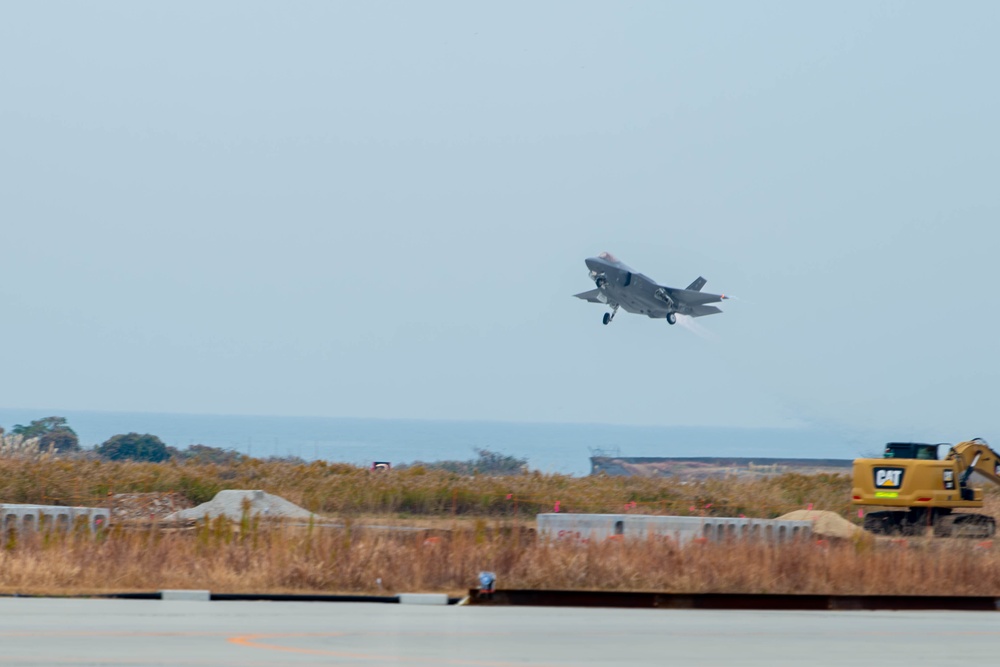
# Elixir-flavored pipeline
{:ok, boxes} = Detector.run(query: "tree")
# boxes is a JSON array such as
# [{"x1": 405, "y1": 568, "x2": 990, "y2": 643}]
[
  {"x1": 173, "y1": 444, "x2": 247, "y2": 465},
  {"x1": 402, "y1": 449, "x2": 528, "y2": 476},
  {"x1": 12, "y1": 416, "x2": 79, "y2": 453},
  {"x1": 96, "y1": 433, "x2": 171, "y2": 462}
]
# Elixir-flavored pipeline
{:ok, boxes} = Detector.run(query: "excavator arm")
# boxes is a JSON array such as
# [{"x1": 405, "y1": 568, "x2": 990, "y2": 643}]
[{"x1": 948, "y1": 438, "x2": 1000, "y2": 489}]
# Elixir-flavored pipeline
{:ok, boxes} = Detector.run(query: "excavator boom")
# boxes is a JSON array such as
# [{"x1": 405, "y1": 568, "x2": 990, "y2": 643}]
[{"x1": 948, "y1": 438, "x2": 1000, "y2": 487}]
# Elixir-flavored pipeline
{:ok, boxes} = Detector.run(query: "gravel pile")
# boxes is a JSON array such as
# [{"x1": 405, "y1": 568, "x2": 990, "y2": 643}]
[
  {"x1": 111, "y1": 493, "x2": 193, "y2": 522},
  {"x1": 165, "y1": 490, "x2": 316, "y2": 522},
  {"x1": 777, "y1": 509, "x2": 866, "y2": 539}
]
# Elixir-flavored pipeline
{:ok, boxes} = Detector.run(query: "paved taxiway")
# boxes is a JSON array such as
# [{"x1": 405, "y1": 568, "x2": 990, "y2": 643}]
[{"x1": 0, "y1": 597, "x2": 997, "y2": 666}]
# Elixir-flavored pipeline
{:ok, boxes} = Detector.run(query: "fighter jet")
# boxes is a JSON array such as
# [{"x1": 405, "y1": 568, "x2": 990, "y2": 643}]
[{"x1": 574, "y1": 252, "x2": 728, "y2": 325}]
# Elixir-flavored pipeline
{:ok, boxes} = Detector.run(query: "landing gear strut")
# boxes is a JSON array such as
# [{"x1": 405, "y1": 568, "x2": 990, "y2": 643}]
[{"x1": 603, "y1": 305, "x2": 619, "y2": 325}]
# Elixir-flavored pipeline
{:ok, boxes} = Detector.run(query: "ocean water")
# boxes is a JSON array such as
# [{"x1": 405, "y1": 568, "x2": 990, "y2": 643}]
[{"x1": 0, "y1": 409, "x2": 867, "y2": 476}]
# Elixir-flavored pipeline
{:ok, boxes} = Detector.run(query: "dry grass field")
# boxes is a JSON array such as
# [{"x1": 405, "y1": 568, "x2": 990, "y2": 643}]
[
  {"x1": 3, "y1": 457, "x2": 1000, "y2": 596},
  {"x1": 3, "y1": 521, "x2": 1000, "y2": 597}
]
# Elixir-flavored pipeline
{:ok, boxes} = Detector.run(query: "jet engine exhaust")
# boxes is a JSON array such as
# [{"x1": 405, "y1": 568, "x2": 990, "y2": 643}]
[{"x1": 676, "y1": 314, "x2": 719, "y2": 341}]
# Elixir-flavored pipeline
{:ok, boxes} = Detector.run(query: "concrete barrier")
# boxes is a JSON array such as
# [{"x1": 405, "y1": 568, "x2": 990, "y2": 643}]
[
  {"x1": 468, "y1": 589, "x2": 1000, "y2": 611},
  {"x1": 1, "y1": 504, "x2": 109, "y2": 534},
  {"x1": 537, "y1": 513, "x2": 812, "y2": 545}
]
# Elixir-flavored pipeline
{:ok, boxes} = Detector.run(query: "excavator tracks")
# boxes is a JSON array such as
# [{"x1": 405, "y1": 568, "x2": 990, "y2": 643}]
[
  {"x1": 932, "y1": 514, "x2": 996, "y2": 539},
  {"x1": 863, "y1": 510, "x2": 996, "y2": 538}
]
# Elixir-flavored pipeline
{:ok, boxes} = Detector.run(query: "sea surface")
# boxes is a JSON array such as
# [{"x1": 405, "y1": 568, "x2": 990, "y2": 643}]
[{"x1": 0, "y1": 409, "x2": 870, "y2": 476}]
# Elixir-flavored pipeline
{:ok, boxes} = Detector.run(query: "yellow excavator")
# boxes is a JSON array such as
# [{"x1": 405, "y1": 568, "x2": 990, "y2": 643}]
[{"x1": 851, "y1": 438, "x2": 1000, "y2": 538}]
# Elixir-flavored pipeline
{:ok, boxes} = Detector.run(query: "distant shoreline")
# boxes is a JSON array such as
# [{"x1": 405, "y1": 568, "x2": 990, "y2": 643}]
[{"x1": 591, "y1": 455, "x2": 854, "y2": 478}]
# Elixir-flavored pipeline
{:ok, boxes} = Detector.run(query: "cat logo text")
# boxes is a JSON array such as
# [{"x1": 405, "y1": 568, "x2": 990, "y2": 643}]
[{"x1": 874, "y1": 468, "x2": 904, "y2": 489}]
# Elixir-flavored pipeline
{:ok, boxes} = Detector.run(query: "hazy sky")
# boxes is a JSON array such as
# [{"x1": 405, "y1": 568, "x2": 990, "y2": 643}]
[{"x1": 2, "y1": 2, "x2": 999, "y2": 442}]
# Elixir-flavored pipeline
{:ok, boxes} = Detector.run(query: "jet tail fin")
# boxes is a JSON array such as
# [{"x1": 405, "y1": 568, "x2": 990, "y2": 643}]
[{"x1": 686, "y1": 277, "x2": 707, "y2": 292}]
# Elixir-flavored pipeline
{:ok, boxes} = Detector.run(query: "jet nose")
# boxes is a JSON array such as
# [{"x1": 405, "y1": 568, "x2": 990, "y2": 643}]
[{"x1": 585, "y1": 257, "x2": 603, "y2": 272}]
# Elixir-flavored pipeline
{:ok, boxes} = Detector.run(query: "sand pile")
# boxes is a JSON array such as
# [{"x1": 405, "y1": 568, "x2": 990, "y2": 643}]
[
  {"x1": 165, "y1": 490, "x2": 316, "y2": 522},
  {"x1": 778, "y1": 510, "x2": 865, "y2": 539}
]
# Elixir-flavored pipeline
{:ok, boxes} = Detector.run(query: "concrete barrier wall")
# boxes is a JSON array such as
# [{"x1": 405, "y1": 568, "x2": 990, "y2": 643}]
[
  {"x1": 1, "y1": 504, "x2": 109, "y2": 534},
  {"x1": 537, "y1": 513, "x2": 812, "y2": 545}
]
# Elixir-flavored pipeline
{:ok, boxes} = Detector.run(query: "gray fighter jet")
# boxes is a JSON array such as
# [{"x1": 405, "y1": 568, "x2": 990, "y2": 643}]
[{"x1": 574, "y1": 252, "x2": 728, "y2": 325}]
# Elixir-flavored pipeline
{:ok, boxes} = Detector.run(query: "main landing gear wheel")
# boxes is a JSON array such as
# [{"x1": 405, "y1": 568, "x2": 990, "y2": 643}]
[
  {"x1": 666, "y1": 312, "x2": 677, "y2": 325},
  {"x1": 602, "y1": 312, "x2": 611, "y2": 325}
]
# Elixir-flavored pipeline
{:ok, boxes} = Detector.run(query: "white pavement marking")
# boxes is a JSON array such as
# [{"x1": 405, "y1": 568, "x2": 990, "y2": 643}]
[
  {"x1": 160, "y1": 590, "x2": 211, "y2": 601},
  {"x1": 397, "y1": 593, "x2": 449, "y2": 605}
]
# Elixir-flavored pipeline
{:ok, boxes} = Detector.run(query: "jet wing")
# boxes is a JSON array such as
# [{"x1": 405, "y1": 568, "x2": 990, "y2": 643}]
[
  {"x1": 573, "y1": 288, "x2": 606, "y2": 304},
  {"x1": 687, "y1": 304, "x2": 722, "y2": 318},
  {"x1": 664, "y1": 286, "x2": 727, "y2": 306}
]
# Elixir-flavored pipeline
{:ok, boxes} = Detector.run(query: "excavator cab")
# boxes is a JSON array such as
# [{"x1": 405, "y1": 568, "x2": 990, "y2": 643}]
[{"x1": 882, "y1": 443, "x2": 941, "y2": 460}]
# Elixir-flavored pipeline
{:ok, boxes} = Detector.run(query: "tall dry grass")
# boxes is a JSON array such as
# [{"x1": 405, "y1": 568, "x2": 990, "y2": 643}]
[
  {"x1": 2, "y1": 522, "x2": 1000, "y2": 597},
  {"x1": 0, "y1": 434, "x2": 49, "y2": 461},
  {"x1": 0, "y1": 457, "x2": 861, "y2": 519}
]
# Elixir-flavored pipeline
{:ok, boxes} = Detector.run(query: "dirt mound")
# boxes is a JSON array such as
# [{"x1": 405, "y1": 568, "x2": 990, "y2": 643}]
[
  {"x1": 777, "y1": 510, "x2": 865, "y2": 539},
  {"x1": 165, "y1": 490, "x2": 316, "y2": 522}
]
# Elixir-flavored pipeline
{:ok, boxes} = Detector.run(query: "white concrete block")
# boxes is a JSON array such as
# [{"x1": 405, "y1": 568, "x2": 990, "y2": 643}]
[
  {"x1": 537, "y1": 513, "x2": 812, "y2": 545},
  {"x1": 398, "y1": 593, "x2": 449, "y2": 605},
  {"x1": 1, "y1": 504, "x2": 108, "y2": 533},
  {"x1": 161, "y1": 590, "x2": 211, "y2": 601}
]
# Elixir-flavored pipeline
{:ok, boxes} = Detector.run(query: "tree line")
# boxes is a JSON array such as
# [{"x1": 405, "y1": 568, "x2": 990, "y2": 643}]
[
  {"x1": 0, "y1": 416, "x2": 245, "y2": 464},
  {"x1": 2, "y1": 416, "x2": 530, "y2": 473}
]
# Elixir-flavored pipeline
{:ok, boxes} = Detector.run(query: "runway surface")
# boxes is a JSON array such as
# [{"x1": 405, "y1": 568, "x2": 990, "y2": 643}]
[{"x1": 0, "y1": 597, "x2": 998, "y2": 666}]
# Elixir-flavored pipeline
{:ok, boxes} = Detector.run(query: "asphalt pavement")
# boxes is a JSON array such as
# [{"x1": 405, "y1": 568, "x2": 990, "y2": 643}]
[{"x1": 0, "y1": 597, "x2": 996, "y2": 666}]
